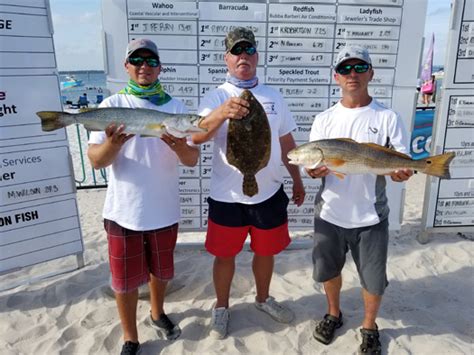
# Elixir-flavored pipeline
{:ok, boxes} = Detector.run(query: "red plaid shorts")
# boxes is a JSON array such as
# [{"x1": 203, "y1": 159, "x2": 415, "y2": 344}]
[{"x1": 104, "y1": 219, "x2": 178, "y2": 293}]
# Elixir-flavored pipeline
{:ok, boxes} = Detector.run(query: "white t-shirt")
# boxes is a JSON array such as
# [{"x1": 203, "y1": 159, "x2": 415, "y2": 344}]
[
  {"x1": 309, "y1": 99, "x2": 410, "y2": 228},
  {"x1": 88, "y1": 94, "x2": 187, "y2": 231},
  {"x1": 198, "y1": 82, "x2": 296, "y2": 204}
]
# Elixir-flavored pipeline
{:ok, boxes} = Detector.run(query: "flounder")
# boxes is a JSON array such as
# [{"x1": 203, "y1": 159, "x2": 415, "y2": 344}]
[{"x1": 226, "y1": 90, "x2": 271, "y2": 197}]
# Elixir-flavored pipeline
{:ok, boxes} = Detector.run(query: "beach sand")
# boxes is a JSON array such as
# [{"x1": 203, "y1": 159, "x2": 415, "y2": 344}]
[{"x1": 0, "y1": 173, "x2": 472, "y2": 354}]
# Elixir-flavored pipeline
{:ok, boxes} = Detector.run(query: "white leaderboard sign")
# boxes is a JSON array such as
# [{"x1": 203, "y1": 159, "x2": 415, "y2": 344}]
[
  {"x1": 420, "y1": 0, "x2": 474, "y2": 241},
  {"x1": 102, "y1": 0, "x2": 427, "y2": 230},
  {"x1": 0, "y1": 0, "x2": 83, "y2": 274}
]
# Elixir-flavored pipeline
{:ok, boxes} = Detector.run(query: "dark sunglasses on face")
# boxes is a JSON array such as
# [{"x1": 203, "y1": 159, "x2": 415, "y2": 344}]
[
  {"x1": 128, "y1": 56, "x2": 160, "y2": 67},
  {"x1": 336, "y1": 63, "x2": 371, "y2": 75},
  {"x1": 229, "y1": 45, "x2": 257, "y2": 56}
]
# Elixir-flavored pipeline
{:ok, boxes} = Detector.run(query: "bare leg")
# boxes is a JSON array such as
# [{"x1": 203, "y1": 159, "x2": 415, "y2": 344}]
[
  {"x1": 423, "y1": 94, "x2": 429, "y2": 105},
  {"x1": 214, "y1": 256, "x2": 235, "y2": 308},
  {"x1": 323, "y1": 275, "x2": 342, "y2": 317},
  {"x1": 361, "y1": 288, "x2": 382, "y2": 329},
  {"x1": 253, "y1": 255, "x2": 274, "y2": 303},
  {"x1": 149, "y1": 274, "x2": 168, "y2": 319},
  {"x1": 115, "y1": 290, "x2": 139, "y2": 342}
]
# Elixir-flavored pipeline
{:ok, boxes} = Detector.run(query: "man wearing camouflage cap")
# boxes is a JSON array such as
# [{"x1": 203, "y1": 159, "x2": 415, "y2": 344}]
[
  {"x1": 193, "y1": 27, "x2": 305, "y2": 339},
  {"x1": 306, "y1": 45, "x2": 413, "y2": 354}
]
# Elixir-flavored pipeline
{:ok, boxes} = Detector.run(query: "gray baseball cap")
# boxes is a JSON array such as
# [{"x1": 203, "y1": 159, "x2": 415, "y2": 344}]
[
  {"x1": 335, "y1": 45, "x2": 372, "y2": 69},
  {"x1": 225, "y1": 27, "x2": 257, "y2": 51},
  {"x1": 125, "y1": 38, "x2": 159, "y2": 59}
]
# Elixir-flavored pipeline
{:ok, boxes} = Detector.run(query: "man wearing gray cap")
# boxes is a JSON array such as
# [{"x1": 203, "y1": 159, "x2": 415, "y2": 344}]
[
  {"x1": 193, "y1": 27, "x2": 305, "y2": 339},
  {"x1": 305, "y1": 45, "x2": 413, "y2": 354},
  {"x1": 88, "y1": 38, "x2": 198, "y2": 355}
]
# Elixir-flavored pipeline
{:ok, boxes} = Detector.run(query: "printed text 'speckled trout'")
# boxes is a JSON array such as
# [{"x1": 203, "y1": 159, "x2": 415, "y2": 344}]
[
  {"x1": 36, "y1": 107, "x2": 206, "y2": 138},
  {"x1": 226, "y1": 90, "x2": 271, "y2": 197},
  {"x1": 288, "y1": 138, "x2": 455, "y2": 179}
]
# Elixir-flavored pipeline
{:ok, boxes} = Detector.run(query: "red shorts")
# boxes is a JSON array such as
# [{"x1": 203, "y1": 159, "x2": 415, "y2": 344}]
[
  {"x1": 205, "y1": 186, "x2": 291, "y2": 257},
  {"x1": 104, "y1": 219, "x2": 178, "y2": 293}
]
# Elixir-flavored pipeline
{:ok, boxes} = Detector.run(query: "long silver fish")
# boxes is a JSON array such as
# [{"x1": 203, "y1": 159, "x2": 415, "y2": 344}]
[
  {"x1": 36, "y1": 107, "x2": 206, "y2": 138},
  {"x1": 288, "y1": 138, "x2": 455, "y2": 179}
]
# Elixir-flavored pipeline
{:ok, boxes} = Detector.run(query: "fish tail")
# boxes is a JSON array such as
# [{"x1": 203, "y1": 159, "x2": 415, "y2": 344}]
[
  {"x1": 36, "y1": 111, "x2": 73, "y2": 132},
  {"x1": 421, "y1": 152, "x2": 456, "y2": 179},
  {"x1": 243, "y1": 175, "x2": 258, "y2": 197}
]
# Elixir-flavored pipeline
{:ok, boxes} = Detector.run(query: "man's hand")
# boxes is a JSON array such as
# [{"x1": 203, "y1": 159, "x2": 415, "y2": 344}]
[
  {"x1": 192, "y1": 96, "x2": 250, "y2": 145},
  {"x1": 161, "y1": 132, "x2": 199, "y2": 167},
  {"x1": 292, "y1": 180, "x2": 306, "y2": 207},
  {"x1": 105, "y1": 123, "x2": 134, "y2": 146},
  {"x1": 218, "y1": 97, "x2": 249, "y2": 120},
  {"x1": 161, "y1": 132, "x2": 187, "y2": 151},
  {"x1": 389, "y1": 168, "x2": 413, "y2": 182},
  {"x1": 305, "y1": 165, "x2": 330, "y2": 179},
  {"x1": 87, "y1": 123, "x2": 134, "y2": 169}
]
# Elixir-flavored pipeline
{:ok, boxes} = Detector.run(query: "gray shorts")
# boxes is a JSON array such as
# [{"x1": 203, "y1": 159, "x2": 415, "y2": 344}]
[{"x1": 312, "y1": 217, "x2": 389, "y2": 295}]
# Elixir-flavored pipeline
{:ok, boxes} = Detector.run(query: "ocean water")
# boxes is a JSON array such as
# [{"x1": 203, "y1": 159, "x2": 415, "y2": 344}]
[
  {"x1": 60, "y1": 71, "x2": 109, "y2": 187},
  {"x1": 59, "y1": 71, "x2": 108, "y2": 106}
]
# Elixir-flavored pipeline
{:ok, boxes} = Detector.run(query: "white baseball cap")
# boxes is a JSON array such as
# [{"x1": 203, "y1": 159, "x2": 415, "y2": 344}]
[{"x1": 335, "y1": 45, "x2": 372, "y2": 69}]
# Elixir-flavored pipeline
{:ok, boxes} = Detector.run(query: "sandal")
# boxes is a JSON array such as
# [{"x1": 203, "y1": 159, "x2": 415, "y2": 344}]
[
  {"x1": 313, "y1": 312, "x2": 343, "y2": 345},
  {"x1": 359, "y1": 325, "x2": 382, "y2": 354}
]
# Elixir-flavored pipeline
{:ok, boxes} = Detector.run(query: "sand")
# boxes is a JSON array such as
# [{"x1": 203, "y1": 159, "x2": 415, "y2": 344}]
[{"x1": 0, "y1": 173, "x2": 472, "y2": 354}]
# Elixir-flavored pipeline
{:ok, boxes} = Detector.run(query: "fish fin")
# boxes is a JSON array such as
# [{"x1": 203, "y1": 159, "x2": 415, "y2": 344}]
[
  {"x1": 145, "y1": 123, "x2": 168, "y2": 136},
  {"x1": 304, "y1": 159, "x2": 323, "y2": 170},
  {"x1": 145, "y1": 123, "x2": 166, "y2": 131},
  {"x1": 332, "y1": 171, "x2": 346, "y2": 180},
  {"x1": 36, "y1": 111, "x2": 73, "y2": 131},
  {"x1": 421, "y1": 152, "x2": 455, "y2": 179},
  {"x1": 325, "y1": 158, "x2": 346, "y2": 167},
  {"x1": 84, "y1": 126, "x2": 103, "y2": 132},
  {"x1": 335, "y1": 138, "x2": 358, "y2": 143},
  {"x1": 78, "y1": 107, "x2": 99, "y2": 113},
  {"x1": 362, "y1": 143, "x2": 412, "y2": 159},
  {"x1": 243, "y1": 175, "x2": 258, "y2": 197}
]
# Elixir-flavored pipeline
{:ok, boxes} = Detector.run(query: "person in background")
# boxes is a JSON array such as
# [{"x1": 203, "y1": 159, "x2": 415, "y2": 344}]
[
  {"x1": 87, "y1": 38, "x2": 199, "y2": 355},
  {"x1": 306, "y1": 46, "x2": 413, "y2": 354},
  {"x1": 193, "y1": 27, "x2": 305, "y2": 339},
  {"x1": 78, "y1": 92, "x2": 89, "y2": 108},
  {"x1": 421, "y1": 74, "x2": 436, "y2": 105}
]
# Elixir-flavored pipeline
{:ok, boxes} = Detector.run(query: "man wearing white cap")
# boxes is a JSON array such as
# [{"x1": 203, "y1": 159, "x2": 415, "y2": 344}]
[
  {"x1": 88, "y1": 38, "x2": 198, "y2": 355},
  {"x1": 306, "y1": 45, "x2": 413, "y2": 354}
]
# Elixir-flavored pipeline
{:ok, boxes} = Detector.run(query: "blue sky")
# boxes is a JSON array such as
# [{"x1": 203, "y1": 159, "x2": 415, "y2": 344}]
[{"x1": 50, "y1": 0, "x2": 451, "y2": 71}]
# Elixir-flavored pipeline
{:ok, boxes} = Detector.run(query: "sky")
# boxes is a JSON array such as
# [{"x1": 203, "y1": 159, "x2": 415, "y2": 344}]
[{"x1": 49, "y1": 0, "x2": 452, "y2": 71}]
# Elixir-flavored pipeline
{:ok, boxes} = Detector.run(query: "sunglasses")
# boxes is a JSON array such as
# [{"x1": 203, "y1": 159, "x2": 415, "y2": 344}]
[
  {"x1": 128, "y1": 56, "x2": 160, "y2": 67},
  {"x1": 229, "y1": 45, "x2": 257, "y2": 56},
  {"x1": 336, "y1": 63, "x2": 371, "y2": 75}
]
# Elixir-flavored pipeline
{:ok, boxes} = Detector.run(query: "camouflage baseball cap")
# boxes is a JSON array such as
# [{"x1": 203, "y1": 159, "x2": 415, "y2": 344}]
[
  {"x1": 225, "y1": 27, "x2": 257, "y2": 51},
  {"x1": 335, "y1": 45, "x2": 372, "y2": 69}
]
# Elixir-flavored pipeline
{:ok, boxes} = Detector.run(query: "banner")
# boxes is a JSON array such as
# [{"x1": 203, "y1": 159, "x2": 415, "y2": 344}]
[{"x1": 420, "y1": 33, "x2": 434, "y2": 82}]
